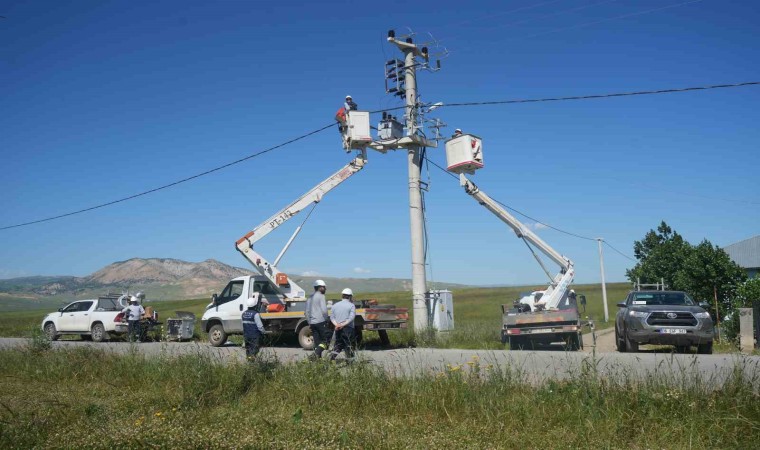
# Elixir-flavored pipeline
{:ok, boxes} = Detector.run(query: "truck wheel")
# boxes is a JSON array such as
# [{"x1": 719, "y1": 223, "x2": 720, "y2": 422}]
[
  {"x1": 297, "y1": 325, "x2": 314, "y2": 350},
  {"x1": 91, "y1": 323, "x2": 108, "y2": 342},
  {"x1": 624, "y1": 333, "x2": 639, "y2": 353},
  {"x1": 44, "y1": 323, "x2": 59, "y2": 341},
  {"x1": 501, "y1": 332, "x2": 508, "y2": 345},
  {"x1": 509, "y1": 337, "x2": 524, "y2": 350},
  {"x1": 208, "y1": 324, "x2": 228, "y2": 347},
  {"x1": 615, "y1": 327, "x2": 626, "y2": 352},
  {"x1": 378, "y1": 330, "x2": 390, "y2": 347},
  {"x1": 565, "y1": 334, "x2": 581, "y2": 351},
  {"x1": 697, "y1": 341, "x2": 713, "y2": 355}
]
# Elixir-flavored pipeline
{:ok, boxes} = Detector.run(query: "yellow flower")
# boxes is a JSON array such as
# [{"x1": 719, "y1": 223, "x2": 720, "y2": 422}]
[{"x1": 155, "y1": 412, "x2": 162, "y2": 417}]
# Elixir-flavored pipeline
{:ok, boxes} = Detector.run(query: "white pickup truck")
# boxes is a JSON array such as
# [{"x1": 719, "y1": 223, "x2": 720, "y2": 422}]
[{"x1": 41, "y1": 295, "x2": 129, "y2": 342}]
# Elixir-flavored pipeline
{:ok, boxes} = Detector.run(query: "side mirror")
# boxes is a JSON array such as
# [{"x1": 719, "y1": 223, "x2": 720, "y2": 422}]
[
  {"x1": 211, "y1": 294, "x2": 218, "y2": 311},
  {"x1": 57, "y1": 307, "x2": 63, "y2": 312},
  {"x1": 616, "y1": 302, "x2": 627, "y2": 308},
  {"x1": 699, "y1": 302, "x2": 710, "y2": 310}
]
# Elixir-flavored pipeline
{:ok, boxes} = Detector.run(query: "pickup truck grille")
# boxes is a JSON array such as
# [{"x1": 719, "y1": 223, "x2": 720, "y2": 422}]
[{"x1": 646, "y1": 312, "x2": 697, "y2": 327}]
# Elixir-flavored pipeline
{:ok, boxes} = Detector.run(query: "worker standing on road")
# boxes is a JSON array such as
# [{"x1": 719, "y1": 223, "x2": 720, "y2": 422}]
[
  {"x1": 305, "y1": 280, "x2": 333, "y2": 360},
  {"x1": 121, "y1": 296, "x2": 145, "y2": 343},
  {"x1": 579, "y1": 294, "x2": 587, "y2": 313},
  {"x1": 242, "y1": 294, "x2": 266, "y2": 362},
  {"x1": 329, "y1": 288, "x2": 357, "y2": 361}
]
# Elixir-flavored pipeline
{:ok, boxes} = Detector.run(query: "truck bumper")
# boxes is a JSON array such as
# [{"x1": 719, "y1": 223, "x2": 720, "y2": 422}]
[
  {"x1": 363, "y1": 321, "x2": 408, "y2": 331},
  {"x1": 627, "y1": 328, "x2": 713, "y2": 346}
]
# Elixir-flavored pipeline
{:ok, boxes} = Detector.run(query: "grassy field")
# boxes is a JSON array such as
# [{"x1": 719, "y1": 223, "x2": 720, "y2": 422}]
[
  {"x1": 0, "y1": 344, "x2": 757, "y2": 449},
  {"x1": 0, "y1": 283, "x2": 631, "y2": 348}
]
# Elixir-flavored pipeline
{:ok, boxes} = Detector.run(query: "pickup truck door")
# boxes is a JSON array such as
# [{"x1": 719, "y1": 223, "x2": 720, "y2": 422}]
[
  {"x1": 58, "y1": 301, "x2": 93, "y2": 332},
  {"x1": 215, "y1": 280, "x2": 246, "y2": 333}
]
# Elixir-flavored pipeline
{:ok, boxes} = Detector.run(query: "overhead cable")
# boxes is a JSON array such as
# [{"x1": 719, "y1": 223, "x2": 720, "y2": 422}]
[
  {"x1": 0, "y1": 122, "x2": 336, "y2": 230},
  {"x1": 604, "y1": 240, "x2": 636, "y2": 262}
]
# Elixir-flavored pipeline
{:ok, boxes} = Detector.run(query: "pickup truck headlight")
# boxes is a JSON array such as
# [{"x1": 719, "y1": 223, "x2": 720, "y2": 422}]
[
  {"x1": 694, "y1": 312, "x2": 711, "y2": 319},
  {"x1": 628, "y1": 310, "x2": 648, "y2": 318}
]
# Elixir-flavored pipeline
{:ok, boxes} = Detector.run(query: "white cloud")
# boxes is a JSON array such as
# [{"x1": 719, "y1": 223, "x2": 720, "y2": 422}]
[
  {"x1": 300, "y1": 270, "x2": 321, "y2": 277},
  {"x1": 353, "y1": 267, "x2": 371, "y2": 274},
  {"x1": 534, "y1": 222, "x2": 549, "y2": 230}
]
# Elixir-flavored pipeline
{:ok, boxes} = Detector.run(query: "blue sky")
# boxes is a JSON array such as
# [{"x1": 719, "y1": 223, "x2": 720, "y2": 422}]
[{"x1": 1, "y1": 0, "x2": 758, "y2": 287}]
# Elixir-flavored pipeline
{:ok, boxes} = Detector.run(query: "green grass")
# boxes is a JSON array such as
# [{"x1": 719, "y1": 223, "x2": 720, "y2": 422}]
[{"x1": 0, "y1": 346, "x2": 757, "y2": 449}]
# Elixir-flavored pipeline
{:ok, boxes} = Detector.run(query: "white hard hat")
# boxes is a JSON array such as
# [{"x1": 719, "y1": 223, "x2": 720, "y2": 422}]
[
  {"x1": 455, "y1": 128, "x2": 462, "y2": 133},
  {"x1": 314, "y1": 279, "x2": 326, "y2": 288},
  {"x1": 341, "y1": 288, "x2": 353, "y2": 296},
  {"x1": 246, "y1": 296, "x2": 259, "y2": 308},
  {"x1": 130, "y1": 295, "x2": 139, "y2": 303},
  {"x1": 345, "y1": 95, "x2": 352, "y2": 99},
  {"x1": 570, "y1": 289, "x2": 575, "y2": 294}
]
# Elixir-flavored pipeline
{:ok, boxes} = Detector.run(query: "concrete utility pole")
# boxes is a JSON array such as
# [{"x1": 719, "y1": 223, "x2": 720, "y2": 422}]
[
  {"x1": 387, "y1": 33, "x2": 432, "y2": 331},
  {"x1": 597, "y1": 238, "x2": 610, "y2": 322}
]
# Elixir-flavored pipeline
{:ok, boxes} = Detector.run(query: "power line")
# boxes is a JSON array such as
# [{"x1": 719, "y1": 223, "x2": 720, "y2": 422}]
[
  {"x1": 0, "y1": 122, "x2": 336, "y2": 231},
  {"x1": 441, "y1": 81, "x2": 760, "y2": 108},
  {"x1": 604, "y1": 240, "x2": 636, "y2": 262}
]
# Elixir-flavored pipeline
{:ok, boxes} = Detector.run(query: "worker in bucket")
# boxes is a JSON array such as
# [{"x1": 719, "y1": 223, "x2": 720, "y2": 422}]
[
  {"x1": 329, "y1": 288, "x2": 357, "y2": 361},
  {"x1": 452, "y1": 128, "x2": 463, "y2": 138},
  {"x1": 121, "y1": 296, "x2": 145, "y2": 343},
  {"x1": 305, "y1": 279, "x2": 333, "y2": 361},
  {"x1": 242, "y1": 293, "x2": 267, "y2": 361}
]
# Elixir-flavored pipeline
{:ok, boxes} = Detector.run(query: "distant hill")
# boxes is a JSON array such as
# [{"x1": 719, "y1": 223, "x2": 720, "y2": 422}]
[{"x1": 0, "y1": 258, "x2": 468, "y2": 310}]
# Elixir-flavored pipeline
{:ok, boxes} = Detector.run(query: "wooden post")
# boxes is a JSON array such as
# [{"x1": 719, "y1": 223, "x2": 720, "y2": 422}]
[{"x1": 713, "y1": 285, "x2": 721, "y2": 343}]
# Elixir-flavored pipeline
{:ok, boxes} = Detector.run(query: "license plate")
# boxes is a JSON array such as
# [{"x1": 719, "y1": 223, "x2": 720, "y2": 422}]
[
  {"x1": 531, "y1": 328, "x2": 552, "y2": 334},
  {"x1": 660, "y1": 329, "x2": 686, "y2": 334}
]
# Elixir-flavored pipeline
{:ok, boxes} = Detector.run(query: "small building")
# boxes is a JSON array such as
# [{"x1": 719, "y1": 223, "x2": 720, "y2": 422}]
[{"x1": 724, "y1": 235, "x2": 760, "y2": 279}]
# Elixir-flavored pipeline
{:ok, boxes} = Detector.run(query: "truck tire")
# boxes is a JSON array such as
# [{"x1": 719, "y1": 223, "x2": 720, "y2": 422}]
[
  {"x1": 297, "y1": 325, "x2": 314, "y2": 350},
  {"x1": 208, "y1": 324, "x2": 228, "y2": 347},
  {"x1": 615, "y1": 327, "x2": 626, "y2": 352},
  {"x1": 624, "y1": 332, "x2": 639, "y2": 353},
  {"x1": 565, "y1": 333, "x2": 581, "y2": 351},
  {"x1": 509, "y1": 336, "x2": 525, "y2": 350},
  {"x1": 91, "y1": 323, "x2": 108, "y2": 342},
  {"x1": 378, "y1": 330, "x2": 390, "y2": 347},
  {"x1": 44, "y1": 323, "x2": 59, "y2": 341},
  {"x1": 697, "y1": 341, "x2": 713, "y2": 355}
]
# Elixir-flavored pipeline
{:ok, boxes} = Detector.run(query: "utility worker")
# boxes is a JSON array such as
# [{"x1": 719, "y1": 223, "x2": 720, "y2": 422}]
[
  {"x1": 344, "y1": 95, "x2": 357, "y2": 112},
  {"x1": 242, "y1": 294, "x2": 266, "y2": 361},
  {"x1": 452, "y1": 128, "x2": 463, "y2": 138},
  {"x1": 305, "y1": 279, "x2": 332, "y2": 360},
  {"x1": 336, "y1": 95, "x2": 358, "y2": 150},
  {"x1": 579, "y1": 294, "x2": 587, "y2": 313},
  {"x1": 329, "y1": 288, "x2": 357, "y2": 361},
  {"x1": 121, "y1": 296, "x2": 145, "y2": 343}
]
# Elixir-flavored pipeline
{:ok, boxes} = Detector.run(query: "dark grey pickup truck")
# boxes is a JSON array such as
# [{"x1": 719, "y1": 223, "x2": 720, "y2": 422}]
[{"x1": 615, "y1": 290, "x2": 714, "y2": 354}]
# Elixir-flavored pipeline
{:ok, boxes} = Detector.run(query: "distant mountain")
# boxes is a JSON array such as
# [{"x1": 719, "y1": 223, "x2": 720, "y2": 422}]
[{"x1": 0, "y1": 258, "x2": 468, "y2": 308}]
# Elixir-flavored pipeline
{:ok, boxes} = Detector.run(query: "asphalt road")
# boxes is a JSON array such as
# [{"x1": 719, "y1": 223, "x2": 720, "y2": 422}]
[{"x1": 2, "y1": 336, "x2": 758, "y2": 388}]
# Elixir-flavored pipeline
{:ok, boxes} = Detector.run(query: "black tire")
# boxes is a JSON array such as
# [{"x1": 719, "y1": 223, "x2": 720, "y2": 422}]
[
  {"x1": 565, "y1": 333, "x2": 581, "y2": 351},
  {"x1": 697, "y1": 341, "x2": 713, "y2": 355},
  {"x1": 624, "y1": 332, "x2": 639, "y2": 353},
  {"x1": 509, "y1": 336, "x2": 526, "y2": 350},
  {"x1": 297, "y1": 325, "x2": 314, "y2": 350},
  {"x1": 501, "y1": 332, "x2": 509, "y2": 345},
  {"x1": 378, "y1": 330, "x2": 390, "y2": 347},
  {"x1": 91, "y1": 323, "x2": 108, "y2": 342},
  {"x1": 615, "y1": 327, "x2": 626, "y2": 353},
  {"x1": 44, "y1": 323, "x2": 59, "y2": 341},
  {"x1": 208, "y1": 324, "x2": 228, "y2": 347}
]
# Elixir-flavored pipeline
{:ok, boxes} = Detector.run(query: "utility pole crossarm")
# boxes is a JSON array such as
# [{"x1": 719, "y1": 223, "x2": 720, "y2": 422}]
[{"x1": 234, "y1": 152, "x2": 367, "y2": 299}]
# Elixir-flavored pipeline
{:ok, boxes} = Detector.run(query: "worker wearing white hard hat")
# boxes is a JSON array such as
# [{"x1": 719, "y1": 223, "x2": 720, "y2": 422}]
[
  {"x1": 121, "y1": 296, "x2": 146, "y2": 342},
  {"x1": 344, "y1": 95, "x2": 357, "y2": 112},
  {"x1": 329, "y1": 288, "x2": 357, "y2": 361},
  {"x1": 452, "y1": 128, "x2": 463, "y2": 138},
  {"x1": 242, "y1": 293, "x2": 266, "y2": 361},
  {"x1": 305, "y1": 279, "x2": 332, "y2": 360}
]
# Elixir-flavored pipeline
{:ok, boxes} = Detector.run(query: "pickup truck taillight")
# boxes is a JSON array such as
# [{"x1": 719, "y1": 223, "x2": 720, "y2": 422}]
[{"x1": 114, "y1": 312, "x2": 125, "y2": 322}]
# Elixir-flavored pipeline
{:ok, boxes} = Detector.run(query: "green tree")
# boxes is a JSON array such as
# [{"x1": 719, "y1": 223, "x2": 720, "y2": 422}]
[
  {"x1": 626, "y1": 221, "x2": 691, "y2": 288},
  {"x1": 724, "y1": 277, "x2": 760, "y2": 341},
  {"x1": 674, "y1": 239, "x2": 747, "y2": 312}
]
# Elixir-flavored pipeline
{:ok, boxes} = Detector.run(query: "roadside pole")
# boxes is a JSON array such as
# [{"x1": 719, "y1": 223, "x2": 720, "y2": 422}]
[{"x1": 597, "y1": 238, "x2": 610, "y2": 322}]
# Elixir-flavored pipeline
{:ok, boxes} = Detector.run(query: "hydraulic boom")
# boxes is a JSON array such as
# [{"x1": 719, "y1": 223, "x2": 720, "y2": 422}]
[
  {"x1": 235, "y1": 150, "x2": 367, "y2": 300},
  {"x1": 458, "y1": 174, "x2": 575, "y2": 309}
]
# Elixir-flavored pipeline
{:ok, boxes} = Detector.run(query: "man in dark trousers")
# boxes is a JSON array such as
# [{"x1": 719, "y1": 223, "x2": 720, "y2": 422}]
[
  {"x1": 305, "y1": 279, "x2": 332, "y2": 360},
  {"x1": 121, "y1": 296, "x2": 145, "y2": 342},
  {"x1": 329, "y1": 288, "x2": 357, "y2": 361},
  {"x1": 242, "y1": 294, "x2": 266, "y2": 362}
]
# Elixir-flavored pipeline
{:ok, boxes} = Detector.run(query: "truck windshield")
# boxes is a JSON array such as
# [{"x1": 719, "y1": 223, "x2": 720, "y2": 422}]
[{"x1": 631, "y1": 293, "x2": 694, "y2": 306}]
